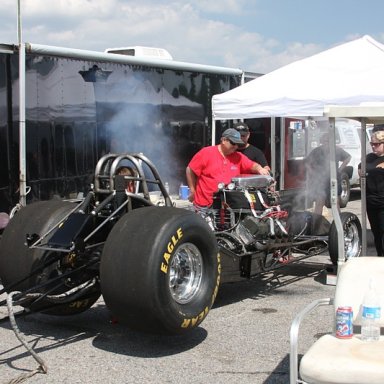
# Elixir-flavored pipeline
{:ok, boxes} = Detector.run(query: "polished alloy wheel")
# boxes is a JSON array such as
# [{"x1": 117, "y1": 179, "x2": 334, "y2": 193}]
[{"x1": 169, "y1": 243, "x2": 203, "y2": 304}]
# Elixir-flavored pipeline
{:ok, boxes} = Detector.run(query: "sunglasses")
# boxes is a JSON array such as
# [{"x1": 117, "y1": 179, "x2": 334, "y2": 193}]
[
  {"x1": 370, "y1": 142, "x2": 384, "y2": 147},
  {"x1": 227, "y1": 139, "x2": 239, "y2": 146}
]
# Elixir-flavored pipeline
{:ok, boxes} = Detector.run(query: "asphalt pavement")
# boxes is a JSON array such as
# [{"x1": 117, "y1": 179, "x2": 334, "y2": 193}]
[{"x1": 0, "y1": 190, "x2": 376, "y2": 384}]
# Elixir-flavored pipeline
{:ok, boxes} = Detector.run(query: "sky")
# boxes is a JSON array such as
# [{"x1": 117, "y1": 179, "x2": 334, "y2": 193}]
[{"x1": 0, "y1": 0, "x2": 384, "y2": 74}]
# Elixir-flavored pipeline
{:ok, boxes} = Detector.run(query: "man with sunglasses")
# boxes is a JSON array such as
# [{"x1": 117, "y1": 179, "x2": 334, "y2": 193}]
[
  {"x1": 186, "y1": 128, "x2": 270, "y2": 211},
  {"x1": 234, "y1": 122, "x2": 271, "y2": 173}
]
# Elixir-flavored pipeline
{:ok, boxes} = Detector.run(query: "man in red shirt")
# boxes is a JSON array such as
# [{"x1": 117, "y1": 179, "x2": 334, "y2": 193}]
[{"x1": 186, "y1": 128, "x2": 270, "y2": 208}]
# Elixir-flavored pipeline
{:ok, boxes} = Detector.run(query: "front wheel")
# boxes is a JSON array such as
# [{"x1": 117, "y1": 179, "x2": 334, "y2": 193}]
[
  {"x1": 100, "y1": 206, "x2": 220, "y2": 334},
  {"x1": 328, "y1": 212, "x2": 362, "y2": 265}
]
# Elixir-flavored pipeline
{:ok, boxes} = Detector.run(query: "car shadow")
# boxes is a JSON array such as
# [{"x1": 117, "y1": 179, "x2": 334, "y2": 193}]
[
  {"x1": 214, "y1": 257, "x2": 331, "y2": 309},
  {"x1": 92, "y1": 323, "x2": 207, "y2": 358},
  {"x1": 0, "y1": 299, "x2": 208, "y2": 365}
]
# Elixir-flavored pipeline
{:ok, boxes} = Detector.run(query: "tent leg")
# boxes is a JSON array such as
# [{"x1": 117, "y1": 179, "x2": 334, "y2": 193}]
[
  {"x1": 360, "y1": 119, "x2": 367, "y2": 255},
  {"x1": 328, "y1": 118, "x2": 345, "y2": 271}
]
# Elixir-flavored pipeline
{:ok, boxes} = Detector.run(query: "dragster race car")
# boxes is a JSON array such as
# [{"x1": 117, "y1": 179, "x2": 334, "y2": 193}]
[{"x1": 0, "y1": 153, "x2": 362, "y2": 335}]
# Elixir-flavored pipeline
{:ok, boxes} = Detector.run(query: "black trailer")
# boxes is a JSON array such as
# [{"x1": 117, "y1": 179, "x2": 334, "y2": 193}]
[{"x1": 0, "y1": 43, "x2": 243, "y2": 213}]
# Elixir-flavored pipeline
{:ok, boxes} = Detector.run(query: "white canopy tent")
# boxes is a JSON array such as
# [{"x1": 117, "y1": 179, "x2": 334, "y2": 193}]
[
  {"x1": 212, "y1": 35, "x2": 384, "y2": 260},
  {"x1": 212, "y1": 35, "x2": 384, "y2": 120}
]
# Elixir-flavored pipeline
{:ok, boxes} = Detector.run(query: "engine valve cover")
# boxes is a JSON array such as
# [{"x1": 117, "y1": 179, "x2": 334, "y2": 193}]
[{"x1": 231, "y1": 175, "x2": 274, "y2": 189}]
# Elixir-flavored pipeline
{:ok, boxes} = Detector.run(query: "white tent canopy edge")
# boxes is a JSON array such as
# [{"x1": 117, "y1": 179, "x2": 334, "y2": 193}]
[{"x1": 212, "y1": 35, "x2": 384, "y2": 120}]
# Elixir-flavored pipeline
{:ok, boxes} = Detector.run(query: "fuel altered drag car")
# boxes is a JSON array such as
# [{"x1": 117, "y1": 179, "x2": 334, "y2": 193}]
[{"x1": 0, "y1": 153, "x2": 362, "y2": 334}]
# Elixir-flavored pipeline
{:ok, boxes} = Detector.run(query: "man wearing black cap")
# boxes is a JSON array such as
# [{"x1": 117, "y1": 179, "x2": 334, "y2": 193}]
[
  {"x1": 234, "y1": 122, "x2": 270, "y2": 173},
  {"x1": 186, "y1": 128, "x2": 269, "y2": 209},
  {"x1": 373, "y1": 124, "x2": 384, "y2": 133}
]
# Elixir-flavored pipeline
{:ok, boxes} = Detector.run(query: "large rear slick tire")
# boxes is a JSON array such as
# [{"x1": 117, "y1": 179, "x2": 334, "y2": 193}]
[
  {"x1": 0, "y1": 200, "x2": 101, "y2": 315},
  {"x1": 100, "y1": 206, "x2": 220, "y2": 334},
  {"x1": 328, "y1": 212, "x2": 362, "y2": 265}
]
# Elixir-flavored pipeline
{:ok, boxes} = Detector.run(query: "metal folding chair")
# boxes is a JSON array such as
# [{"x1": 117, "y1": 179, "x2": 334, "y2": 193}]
[{"x1": 290, "y1": 257, "x2": 384, "y2": 384}]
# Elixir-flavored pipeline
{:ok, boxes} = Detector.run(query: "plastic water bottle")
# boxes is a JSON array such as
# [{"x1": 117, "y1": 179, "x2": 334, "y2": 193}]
[{"x1": 361, "y1": 277, "x2": 381, "y2": 341}]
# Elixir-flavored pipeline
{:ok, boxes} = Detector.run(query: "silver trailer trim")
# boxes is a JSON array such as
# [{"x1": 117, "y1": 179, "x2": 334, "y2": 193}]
[{"x1": 26, "y1": 43, "x2": 243, "y2": 76}]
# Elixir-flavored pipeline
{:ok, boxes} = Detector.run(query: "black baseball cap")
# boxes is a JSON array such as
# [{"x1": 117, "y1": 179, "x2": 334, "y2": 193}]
[{"x1": 234, "y1": 122, "x2": 250, "y2": 133}]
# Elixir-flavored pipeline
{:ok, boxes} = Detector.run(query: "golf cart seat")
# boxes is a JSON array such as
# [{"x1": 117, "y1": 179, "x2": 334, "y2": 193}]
[{"x1": 290, "y1": 257, "x2": 384, "y2": 384}]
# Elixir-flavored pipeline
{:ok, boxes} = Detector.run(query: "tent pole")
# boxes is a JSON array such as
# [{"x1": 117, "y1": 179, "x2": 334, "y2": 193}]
[
  {"x1": 17, "y1": 0, "x2": 27, "y2": 206},
  {"x1": 279, "y1": 118, "x2": 285, "y2": 190},
  {"x1": 360, "y1": 118, "x2": 367, "y2": 254},
  {"x1": 270, "y1": 117, "x2": 276, "y2": 178},
  {"x1": 211, "y1": 118, "x2": 216, "y2": 145},
  {"x1": 17, "y1": 0, "x2": 27, "y2": 207},
  {"x1": 328, "y1": 117, "x2": 345, "y2": 270},
  {"x1": 18, "y1": 43, "x2": 26, "y2": 207}
]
